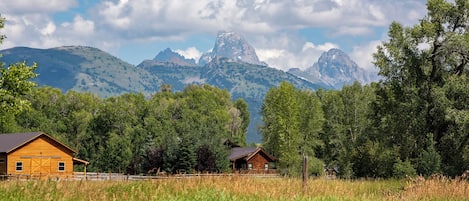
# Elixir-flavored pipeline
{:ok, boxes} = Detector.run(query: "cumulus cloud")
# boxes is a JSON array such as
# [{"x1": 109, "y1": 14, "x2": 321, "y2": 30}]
[
  {"x1": 349, "y1": 40, "x2": 382, "y2": 72},
  {"x1": 175, "y1": 47, "x2": 202, "y2": 61},
  {"x1": 90, "y1": 0, "x2": 426, "y2": 41},
  {"x1": 0, "y1": 0, "x2": 428, "y2": 71},
  {"x1": 256, "y1": 35, "x2": 340, "y2": 71},
  {"x1": 71, "y1": 15, "x2": 95, "y2": 36},
  {"x1": 0, "y1": 0, "x2": 77, "y2": 14}
]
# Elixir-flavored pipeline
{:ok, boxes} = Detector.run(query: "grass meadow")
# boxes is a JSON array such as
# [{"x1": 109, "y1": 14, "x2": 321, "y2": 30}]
[{"x1": 0, "y1": 175, "x2": 468, "y2": 201}]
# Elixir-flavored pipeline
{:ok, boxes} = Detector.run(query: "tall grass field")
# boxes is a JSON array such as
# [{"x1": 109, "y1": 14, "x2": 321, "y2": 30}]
[{"x1": 0, "y1": 176, "x2": 468, "y2": 200}]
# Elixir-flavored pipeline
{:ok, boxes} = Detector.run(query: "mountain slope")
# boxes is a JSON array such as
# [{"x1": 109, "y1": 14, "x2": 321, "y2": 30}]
[
  {"x1": 2, "y1": 45, "x2": 326, "y2": 142},
  {"x1": 0, "y1": 46, "x2": 161, "y2": 97},
  {"x1": 138, "y1": 57, "x2": 323, "y2": 142}
]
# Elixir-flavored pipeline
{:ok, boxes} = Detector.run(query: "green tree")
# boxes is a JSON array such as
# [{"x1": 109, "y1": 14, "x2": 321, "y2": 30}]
[
  {"x1": 262, "y1": 81, "x2": 324, "y2": 176},
  {"x1": 262, "y1": 82, "x2": 301, "y2": 175},
  {"x1": 232, "y1": 99, "x2": 250, "y2": 146},
  {"x1": 372, "y1": 0, "x2": 469, "y2": 176},
  {"x1": 0, "y1": 16, "x2": 38, "y2": 131}
]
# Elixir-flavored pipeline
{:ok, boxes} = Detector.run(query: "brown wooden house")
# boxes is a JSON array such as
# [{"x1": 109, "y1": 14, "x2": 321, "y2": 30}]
[
  {"x1": 0, "y1": 132, "x2": 89, "y2": 178},
  {"x1": 229, "y1": 147, "x2": 277, "y2": 174}
]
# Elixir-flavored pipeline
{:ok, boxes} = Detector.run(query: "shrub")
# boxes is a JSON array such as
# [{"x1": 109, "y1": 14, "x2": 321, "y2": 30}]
[{"x1": 393, "y1": 159, "x2": 416, "y2": 178}]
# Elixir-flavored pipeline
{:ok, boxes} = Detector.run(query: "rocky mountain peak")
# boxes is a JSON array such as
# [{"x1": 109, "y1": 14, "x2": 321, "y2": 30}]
[
  {"x1": 154, "y1": 48, "x2": 197, "y2": 66},
  {"x1": 318, "y1": 48, "x2": 353, "y2": 64},
  {"x1": 289, "y1": 48, "x2": 379, "y2": 89},
  {"x1": 316, "y1": 48, "x2": 360, "y2": 77},
  {"x1": 199, "y1": 31, "x2": 265, "y2": 66}
]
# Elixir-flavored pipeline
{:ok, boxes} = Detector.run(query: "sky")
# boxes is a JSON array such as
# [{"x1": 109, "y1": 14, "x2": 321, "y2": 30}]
[{"x1": 0, "y1": 0, "x2": 429, "y2": 72}]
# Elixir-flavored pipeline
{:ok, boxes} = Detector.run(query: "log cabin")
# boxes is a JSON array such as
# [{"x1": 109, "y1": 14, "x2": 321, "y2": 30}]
[
  {"x1": 229, "y1": 147, "x2": 277, "y2": 174},
  {"x1": 0, "y1": 132, "x2": 89, "y2": 178}
]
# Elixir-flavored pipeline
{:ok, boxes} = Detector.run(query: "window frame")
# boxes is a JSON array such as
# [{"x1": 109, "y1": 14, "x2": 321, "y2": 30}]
[
  {"x1": 0, "y1": 158, "x2": 5, "y2": 163},
  {"x1": 264, "y1": 163, "x2": 269, "y2": 170},
  {"x1": 58, "y1": 161, "x2": 65, "y2": 172},
  {"x1": 248, "y1": 163, "x2": 253, "y2": 170},
  {"x1": 16, "y1": 161, "x2": 23, "y2": 172}
]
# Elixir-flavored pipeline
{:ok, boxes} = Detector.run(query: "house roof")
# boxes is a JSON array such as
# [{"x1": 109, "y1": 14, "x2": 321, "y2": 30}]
[
  {"x1": 0, "y1": 132, "x2": 77, "y2": 154},
  {"x1": 229, "y1": 147, "x2": 277, "y2": 162}
]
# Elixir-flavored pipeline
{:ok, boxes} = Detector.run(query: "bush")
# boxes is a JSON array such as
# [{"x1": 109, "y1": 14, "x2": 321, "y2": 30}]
[
  {"x1": 393, "y1": 159, "x2": 416, "y2": 178},
  {"x1": 308, "y1": 157, "x2": 325, "y2": 177}
]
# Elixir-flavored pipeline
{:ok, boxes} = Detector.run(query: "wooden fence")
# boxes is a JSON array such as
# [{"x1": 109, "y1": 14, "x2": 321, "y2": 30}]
[{"x1": 1, "y1": 172, "x2": 280, "y2": 181}]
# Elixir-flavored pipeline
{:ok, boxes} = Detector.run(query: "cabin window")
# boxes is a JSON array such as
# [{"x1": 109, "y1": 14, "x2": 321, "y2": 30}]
[
  {"x1": 264, "y1": 163, "x2": 269, "y2": 170},
  {"x1": 0, "y1": 158, "x2": 4, "y2": 163},
  {"x1": 248, "y1": 163, "x2": 253, "y2": 170},
  {"x1": 16, "y1": 162, "x2": 23, "y2": 171},
  {"x1": 58, "y1": 162, "x2": 65, "y2": 172}
]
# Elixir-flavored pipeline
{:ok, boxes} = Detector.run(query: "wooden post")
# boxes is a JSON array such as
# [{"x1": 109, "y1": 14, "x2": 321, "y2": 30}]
[
  {"x1": 84, "y1": 164, "x2": 87, "y2": 181},
  {"x1": 302, "y1": 155, "x2": 308, "y2": 193}
]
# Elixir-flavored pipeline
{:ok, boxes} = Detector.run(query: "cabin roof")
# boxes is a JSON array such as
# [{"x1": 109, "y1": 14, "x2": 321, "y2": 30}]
[
  {"x1": 0, "y1": 132, "x2": 77, "y2": 154},
  {"x1": 229, "y1": 147, "x2": 277, "y2": 162}
]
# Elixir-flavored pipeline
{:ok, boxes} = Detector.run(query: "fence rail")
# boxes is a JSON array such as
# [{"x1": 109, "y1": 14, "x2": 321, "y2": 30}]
[{"x1": 1, "y1": 172, "x2": 280, "y2": 181}]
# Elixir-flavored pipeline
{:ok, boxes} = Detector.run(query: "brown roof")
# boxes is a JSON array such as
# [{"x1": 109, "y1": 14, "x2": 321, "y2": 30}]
[
  {"x1": 0, "y1": 132, "x2": 77, "y2": 154},
  {"x1": 229, "y1": 147, "x2": 277, "y2": 162}
]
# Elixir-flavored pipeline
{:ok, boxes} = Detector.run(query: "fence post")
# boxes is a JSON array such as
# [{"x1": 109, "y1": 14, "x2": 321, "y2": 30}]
[{"x1": 302, "y1": 155, "x2": 308, "y2": 193}]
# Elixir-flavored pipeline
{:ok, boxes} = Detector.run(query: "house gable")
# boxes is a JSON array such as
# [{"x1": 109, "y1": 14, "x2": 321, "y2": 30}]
[
  {"x1": 229, "y1": 147, "x2": 277, "y2": 173},
  {"x1": 0, "y1": 132, "x2": 76, "y2": 154},
  {"x1": 0, "y1": 132, "x2": 87, "y2": 177},
  {"x1": 7, "y1": 135, "x2": 75, "y2": 176}
]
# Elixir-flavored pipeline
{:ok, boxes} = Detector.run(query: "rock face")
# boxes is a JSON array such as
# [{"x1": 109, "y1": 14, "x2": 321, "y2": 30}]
[
  {"x1": 199, "y1": 31, "x2": 265, "y2": 66},
  {"x1": 153, "y1": 48, "x2": 197, "y2": 66},
  {"x1": 288, "y1": 48, "x2": 378, "y2": 89}
]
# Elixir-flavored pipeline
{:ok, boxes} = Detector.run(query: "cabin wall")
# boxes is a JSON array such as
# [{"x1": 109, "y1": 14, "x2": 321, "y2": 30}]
[
  {"x1": 0, "y1": 153, "x2": 6, "y2": 175},
  {"x1": 247, "y1": 153, "x2": 270, "y2": 170},
  {"x1": 7, "y1": 136, "x2": 74, "y2": 177}
]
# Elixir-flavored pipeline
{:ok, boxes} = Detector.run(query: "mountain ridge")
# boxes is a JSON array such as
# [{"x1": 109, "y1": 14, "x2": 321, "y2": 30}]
[{"x1": 0, "y1": 33, "x2": 378, "y2": 142}]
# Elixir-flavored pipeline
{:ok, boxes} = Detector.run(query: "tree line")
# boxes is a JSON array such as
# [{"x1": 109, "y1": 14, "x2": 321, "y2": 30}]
[
  {"x1": 0, "y1": 84, "x2": 249, "y2": 174},
  {"x1": 1, "y1": 0, "x2": 468, "y2": 178},
  {"x1": 261, "y1": 0, "x2": 468, "y2": 178}
]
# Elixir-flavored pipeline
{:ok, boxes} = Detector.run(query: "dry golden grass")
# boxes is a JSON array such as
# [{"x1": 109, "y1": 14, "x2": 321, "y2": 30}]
[
  {"x1": 400, "y1": 175, "x2": 469, "y2": 201},
  {"x1": 0, "y1": 175, "x2": 468, "y2": 200}
]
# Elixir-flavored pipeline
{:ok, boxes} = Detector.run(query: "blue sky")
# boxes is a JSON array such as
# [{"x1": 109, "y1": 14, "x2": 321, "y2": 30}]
[{"x1": 0, "y1": 0, "x2": 428, "y2": 71}]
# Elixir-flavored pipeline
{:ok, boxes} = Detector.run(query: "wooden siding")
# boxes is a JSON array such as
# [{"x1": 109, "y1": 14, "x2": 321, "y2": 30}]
[
  {"x1": 247, "y1": 151, "x2": 271, "y2": 170},
  {"x1": 6, "y1": 135, "x2": 74, "y2": 177},
  {"x1": 0, "y1": 153, "x2": 6, "y2": 175}
]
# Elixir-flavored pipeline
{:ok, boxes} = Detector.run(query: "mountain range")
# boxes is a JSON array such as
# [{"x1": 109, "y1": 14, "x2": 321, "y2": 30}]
[{"x1": 0, "y1": 31, "x2": 379, "y2": 142}]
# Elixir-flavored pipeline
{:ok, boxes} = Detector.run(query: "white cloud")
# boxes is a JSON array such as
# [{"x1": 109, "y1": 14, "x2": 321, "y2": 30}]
[
  {"x1": 71, "y1": 15, "x2": 95, "y2": 36},
  {"x1": 0, "y1": 0, "x2": 77, "y2": 14},
  {"x1": 257, "y1": 38, "x2": 339, "y2": 71},
  {"x1": 0, "y1": 0, "x2": 429, "y2": 71},
  {"x1": 349, "y1": 40, "x2": 382, "y2": 72},
  {"x1": 40, "y1": 22, "x2": 56, "y2": 35},
  {"x1": 175, "y1": 47, "x2": 202, "y2": 61}
]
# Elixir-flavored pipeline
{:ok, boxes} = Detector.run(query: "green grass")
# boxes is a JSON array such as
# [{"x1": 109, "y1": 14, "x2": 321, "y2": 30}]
[{"x1": 0, "y1": 176, "x2": 467, "y2": 200}]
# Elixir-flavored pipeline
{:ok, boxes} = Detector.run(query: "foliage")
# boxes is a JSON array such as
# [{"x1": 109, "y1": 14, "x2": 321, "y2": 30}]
[
  {"x1": 393, "y1": 159, "x2": 417, "y2": 179},
  {"x1": 372, "y1": 0, "x2": 469, "y2": 176},
  {"x1": 261, "y1": 81, "x2": 324, "y2": 176},
  {"x1": 12, "y1": 84, "x2": 244, "y2": 173},
  {"x1": 0, "y1": 17, "x2": 38, "y2": 132}
]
